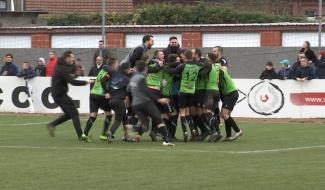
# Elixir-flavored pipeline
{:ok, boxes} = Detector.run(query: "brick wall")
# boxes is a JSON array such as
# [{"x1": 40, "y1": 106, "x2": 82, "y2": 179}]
[
  {"x1": 24, "y1": 0, "x2": 134, "y2": 15},
  {"x1": 31, "y1": 34, "x2": 51, "y2": 48}
]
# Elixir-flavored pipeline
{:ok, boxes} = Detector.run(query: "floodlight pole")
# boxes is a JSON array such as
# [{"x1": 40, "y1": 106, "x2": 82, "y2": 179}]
[
  {"x1": 101, "y1": 0, "x2": 106, "y2": 47},
  {"x1": 318, "y1": 0, "x2": 323, "y2": 51}
]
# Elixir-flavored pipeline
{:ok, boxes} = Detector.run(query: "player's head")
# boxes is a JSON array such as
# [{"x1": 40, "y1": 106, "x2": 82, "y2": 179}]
[
  {"x1": 154, "y1": 49, "x2": 164, "y2": 62},
  {"x1": 143, "y1": 34, "x2": 154, "y2": 49},
  {"x1": 135, "y1": 60, "x2": 147, "y2": 73},
  {"x1": 96, "y1": 56, "x2": 103, "y2": 65},
  {"x1": 207, "y1": 52, "x2": 218, "y2": 64},
  {"x1": 303, "y1": 41, "x2": 311, "y2": 50},
  {"x1": 178, "y1": 49, "x2": 186, "y2": 63},
  {"x1": 212, "y1": 46, "x2": 223, "y2": 57},
  {"x1": 63, "y1": 50, "x2": 74, "y2": 65},
  {"x1": 184, "y1": 49, "x2": 193, "y2": 61},
  {"x1": 192, "y1": 48, "x2": 202, "y2": 61},
  {"x1": 167, "y1": 54, "x2": 178, "y2": 63},
  {"x1": 107, "y1": 58, "x2": 119, "y2": 71}
]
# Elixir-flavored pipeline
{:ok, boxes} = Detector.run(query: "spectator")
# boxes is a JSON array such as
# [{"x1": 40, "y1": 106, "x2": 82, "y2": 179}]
[
  {"x1": 289, "y1": 52, "x2": 305, "y2": 79},
  {"x1": 300, "y1": 41, "x2": 317, "y2": 64},
  {"x1": 74, "y1": 58, "x2": 85, "y2": 76},
  {"x1": 0, "y1": 53, "x2": 19, "y2": 76},
  {"x1": 93, "y1": 40, "x2": 111, "y2": 67},
  {"x1": 277, "y1": 59, "x2": 291, "y2": 80},
  {"x1": 17, "y1": 62, "x2": 36, "y2": 79},
  {"x1": 292, "y1": 57, "x2": 315, "y2": 81},
  {"x1": 46, "y1": 50, "x2": 58, "y2": 77},
  {"x1": 315, "y1": 50, "x2": 325, "y2": 79},
  {"x1": 35, "y1": 57, "x2": 46, "y2": 76},
  {"x1": 120, "y1": 34, "x2": 154, "y2": 68},
  {"x1": 259, "y1": 61, "x2": 277, "y2": 80},
  {"x1": 163, "y1": 36, "x2": 182, "y2": 58},
  {"x1": 212, "y1": 46, "x2": 229, "y2": 68},
  {"x1": 88, "y1": 56, "x2": 104, "y2": 76}
]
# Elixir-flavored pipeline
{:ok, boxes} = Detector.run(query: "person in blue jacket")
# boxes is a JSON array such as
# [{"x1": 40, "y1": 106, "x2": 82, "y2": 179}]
[
  {"x1": 278, "y1": 59, "x2": 291, "y2": 80},
  {"x1": 0, "y1": 53, "x2": 19, "y2": 76}
]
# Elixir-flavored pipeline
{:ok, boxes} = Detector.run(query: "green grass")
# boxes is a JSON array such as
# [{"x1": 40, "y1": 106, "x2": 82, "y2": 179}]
[{"x1": 1, "y1": 114, "x2": 325, "y2": 190}]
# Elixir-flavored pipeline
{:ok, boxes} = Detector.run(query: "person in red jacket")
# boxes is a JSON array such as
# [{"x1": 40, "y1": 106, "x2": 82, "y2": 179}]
[{"x1": 46, "y1": 50, "x2": 58, "y2": 76}]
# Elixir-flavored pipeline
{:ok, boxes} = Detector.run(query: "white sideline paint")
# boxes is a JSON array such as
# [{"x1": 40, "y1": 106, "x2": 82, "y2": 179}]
[
  {"x1": 0, "y1": 145, "x2": 325, "y2": 154},
  {"x1": 0, "y1": 118, "x2": 101, "y2": 126}
]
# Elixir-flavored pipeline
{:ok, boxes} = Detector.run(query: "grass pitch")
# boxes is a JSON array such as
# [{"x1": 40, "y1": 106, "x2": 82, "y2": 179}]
[{"x1": 0, "y1": 114, "x2": 325, "y2": 190}]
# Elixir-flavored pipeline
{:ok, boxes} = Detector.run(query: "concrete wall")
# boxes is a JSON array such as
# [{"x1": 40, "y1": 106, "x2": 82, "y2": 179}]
[{"x1": 0, "y1": 47, "x2": 301, "y2": 78}]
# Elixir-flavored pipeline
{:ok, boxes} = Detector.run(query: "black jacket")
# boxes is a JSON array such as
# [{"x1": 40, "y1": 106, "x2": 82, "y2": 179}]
[
  {"x1": 163, "y1": 44, "x2": 181, "y2": 57},
  {"x1": 93, "y1": 48, "x2": 111, "y2": 66},
  {"x1": 315, "y1": 57, "x2": 325, "y2": 79},
  {"x1": 259, "y1": 69, "x2": 278, "y2": 80},
  {"x1": 292, "y1": 65, "x2": 315, "y2": 80},
  {"x1": 0, "y1": 62, "x2": 19, "y2": 76},
  {"x1": 51, "y1": 58, "x2": 87, "y2": 97},
  {"x1": 18, "y1": 67, "x2": 36, "y2": 79}
]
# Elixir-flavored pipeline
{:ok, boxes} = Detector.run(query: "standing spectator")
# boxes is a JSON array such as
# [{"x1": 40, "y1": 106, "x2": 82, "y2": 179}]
[
  {"x1": 120, "y1": 34, "x2": 154, "y2": 68},
  {"x1": 0, "y1": 53, "x2": 19, "y2": 76},
  {"x1": 292, "y1": 57, "x2": 315, "y2": 81},
  {"x1": 277, "y1": 59, "x2": 291, "y2": 80},
  {"x1": 18, "y1": 62, "x2": 36, "y2": 79},
  {"x1": 46, "y1": 50, "x2": 58, "y2": 77},
  {"x1": 212, "y1": 46, "x2": 229, "y2": 68},
  {"x1": 163, "y1": 36, "x2": 182, "y2": 58},
  {"x1": 74, "y1": 58, "x2": 85, "y2": 76},
  {"x1": 259, "y1": 61, "x2": 277, "y2": 80},
  {"x1": 315, "y1": 50, "x2": 325, "y2": 79},
  {"x1": 300, "y1": 41, "x2": 317, "y2": 64},
  {"x1": 88, "y1": 56, "x2": 104, "y2": 77},
  {"x1": 35, "y1": 57, "x2": 46, "y2": 76},
  {"x1": 93, "y1": 40, "x2": 111, "y2": 67}
]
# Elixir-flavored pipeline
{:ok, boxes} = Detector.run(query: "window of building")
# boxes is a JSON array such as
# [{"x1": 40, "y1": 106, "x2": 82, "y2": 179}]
[
  {"x1": 0, "y1": 0, "x2": 7, "y2": 10},
  {"x1": 305, "y1": 10, "x2": 316, "y2": 17}
]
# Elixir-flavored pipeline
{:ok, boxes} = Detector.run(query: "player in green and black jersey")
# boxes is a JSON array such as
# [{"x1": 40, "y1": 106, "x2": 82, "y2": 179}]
[{"x1": 218, "y1": 66, "x2": 243, "y2": 141}]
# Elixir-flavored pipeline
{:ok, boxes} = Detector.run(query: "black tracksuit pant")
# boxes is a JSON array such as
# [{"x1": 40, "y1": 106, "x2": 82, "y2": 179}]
[{"x1": 49, "y1": 94, "x2": 83, "y2": 138}]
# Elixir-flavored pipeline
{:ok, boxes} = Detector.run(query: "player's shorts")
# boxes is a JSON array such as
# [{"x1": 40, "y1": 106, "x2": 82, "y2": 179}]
[
  {"x1": 203, "y1": 90, "x2": 220, "y2": 110},
  {"x1": 161, "y1": 95, "x2": 177, "y2": 114},
  {"x1": 148, "y1": 88, "x2": 164, "y2": 112},
  {"x1": 89, "y1": 94, "x2": 111, "y2": 113},
  {"x1": 220, "y1": 90, "x2": 239, "y2": 111},
  {"x1": 193, "y1": 90, "x2": 206, "y2": 107},
  {"x1": 178, "y1": 93, "x2": 194, "y2": 108}
]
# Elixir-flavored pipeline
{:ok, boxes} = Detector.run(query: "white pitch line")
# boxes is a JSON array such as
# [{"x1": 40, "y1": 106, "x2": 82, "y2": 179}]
[{"x1": 0, "y1": 145, "x2": 325, "y2": 154}]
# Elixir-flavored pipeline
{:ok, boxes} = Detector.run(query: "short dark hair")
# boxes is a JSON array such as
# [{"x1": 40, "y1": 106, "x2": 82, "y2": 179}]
[
  {"x1": 178, "y1": 49, "x2": 186, "y2": 56},
  {"x1": 194, "y1": 48, "x2": 202, "y2": 57},
  {"x1": 143, "y1": 34, "x2": 153, "y2": 43},
  {"x1": 266, "y1": 61, "x2": 273, "y2": 66},
  {"x1": 5, "y1": 53, "x2": 13, "y2": 59},
  {"x1": 107, "y1": 58, "x2": 118, "y2": 66},
  {"x1": 169, "y1": 36, "x2": 178, "y2": 41},
  {"x1": 49, "y1": 50, "x2": 56, "y2": 54},
  {"x1": 184, "y1": 50, "x2": 193, "y2": 60},
  {"x1": 214, "y1": 46, "x2": 223, "y2": 54},
  {"x1": 208, "y1": 52, "x2": 218, "y2": 63},
  {"x1": 135, "y1": 61, "x2": 146, "y2": 72},
  {"x1": 154, "y1": 49, "x2": 163, "y2": 57},
  {"x1": 99, "y1": 40, "x2": 104, "y2": 43},
  {"x1": 167, "y1": 54, "x2": 178, "y2": 63},
  {"x1": 62, "y1": 50, "x2": 73, "y2": 59}
]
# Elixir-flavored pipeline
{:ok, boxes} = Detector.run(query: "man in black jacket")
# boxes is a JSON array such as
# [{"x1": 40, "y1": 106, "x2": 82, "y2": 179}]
[
  {"x1": 163, "y1": 36, "x2": 181, "y2": 58},
  {"x1": 47, "y1": 50, "x2": 94, "y2": 140},
  {"x1": 120, "y1": 34, "x2": 154, "y2": 68},
  {"x1": 292, "y1": 57, "x2": 315, "y2": 81},
  {"x1": 88, "y1": 56, "x2": 104, "y2": 76},
  {"x1": 93, "y1": 40, "x2": 111, "y2": 67}
]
